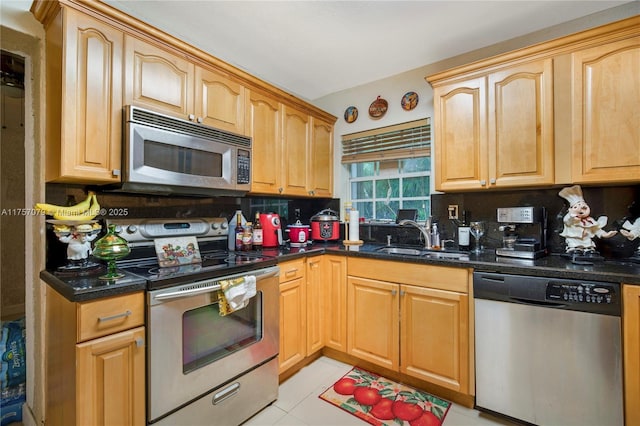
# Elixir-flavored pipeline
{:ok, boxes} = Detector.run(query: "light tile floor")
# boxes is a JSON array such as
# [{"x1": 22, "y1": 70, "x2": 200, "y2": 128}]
[{"x1": 244, "y1": 356, "x2": 517, "y2": 426}]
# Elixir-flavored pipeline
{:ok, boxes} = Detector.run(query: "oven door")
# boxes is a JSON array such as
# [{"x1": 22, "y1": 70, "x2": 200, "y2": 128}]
[{"x1": 147, "y1": 266, "x2": 279, "y2": 423}]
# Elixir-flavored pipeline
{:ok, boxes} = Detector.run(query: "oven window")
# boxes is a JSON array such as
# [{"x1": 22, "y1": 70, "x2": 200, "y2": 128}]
[
  {"x1": 144, "y1": 140, "x2": 223, "y2": 177},
  {"x1": 182, "y1": 292, "x2": 263, "y2": 374}
]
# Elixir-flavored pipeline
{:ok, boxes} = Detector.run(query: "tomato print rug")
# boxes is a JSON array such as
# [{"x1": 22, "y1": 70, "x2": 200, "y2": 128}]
[{"x1": 319, "y1": 367, "x2": 451, "y2": 426}]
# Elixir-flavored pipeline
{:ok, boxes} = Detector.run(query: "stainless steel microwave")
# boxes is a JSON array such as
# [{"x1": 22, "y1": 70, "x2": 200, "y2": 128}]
[{"x1": 114, "y1": 105, "x2": 251, "y2": 197}]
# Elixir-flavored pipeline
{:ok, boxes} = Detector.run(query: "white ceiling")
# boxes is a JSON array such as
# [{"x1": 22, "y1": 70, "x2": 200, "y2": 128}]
[{"x1": 25, "y1": 1, "x2": 634, "y2": 101}]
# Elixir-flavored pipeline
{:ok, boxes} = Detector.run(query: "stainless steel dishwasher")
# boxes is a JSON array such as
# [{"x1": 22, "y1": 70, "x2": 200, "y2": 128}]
[{"x1": 474, "y1": 272, "x2": 623, "y2": 426}]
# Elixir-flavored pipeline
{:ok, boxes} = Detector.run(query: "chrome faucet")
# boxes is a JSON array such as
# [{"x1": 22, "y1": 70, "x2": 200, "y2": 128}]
[{"x1": 399, "y1": 218, "x2": 432, "y2": 249}]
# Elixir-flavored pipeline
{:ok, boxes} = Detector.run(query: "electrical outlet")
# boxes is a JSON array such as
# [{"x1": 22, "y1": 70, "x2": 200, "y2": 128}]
[{"x1": 448, "y1": 205, "x2": 459, "y2": 220}]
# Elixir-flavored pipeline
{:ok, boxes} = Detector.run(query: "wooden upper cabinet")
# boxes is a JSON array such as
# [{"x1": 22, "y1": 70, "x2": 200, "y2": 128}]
[
  {"x1": 433, "y1": 77, "x2": 487, "y2": 191},
  {"x1": 124, "y1": 34, "x2": 194, "y2": 118},
  {"x1": 45, "y1": 6, "x2": 124, "y2": 183},
  {"x1": 282, "y1": 105, "x2": 311, "y2": 197},
  {"x1": 433, "y1": 58, "x2": 553, "y2": 192},
  {"x1": 246, "y1": 90, "x2": 283, "y2": 194},
  {"x1": 570, "y1": 36, "x2": 640, "y2": 184},
  {"x1": 194, "y1": 68, "x2": 246, "y2": 134},
  {"x1": 488, "y1": 59, "x2": 554, "y2": 188},
  {"x1": 309, "y1": 118, "x2": 334, "y2": 197},
  {"x1": 124, "y1": 35, "x2": 247, "y2": 134}
]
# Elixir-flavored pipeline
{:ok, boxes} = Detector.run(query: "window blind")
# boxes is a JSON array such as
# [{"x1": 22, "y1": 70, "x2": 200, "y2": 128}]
[{"x1": 341, "y1": 118, "x2": 430, "y2": 163}]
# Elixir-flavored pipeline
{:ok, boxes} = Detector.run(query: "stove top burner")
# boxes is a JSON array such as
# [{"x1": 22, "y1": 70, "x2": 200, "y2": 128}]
[{"x1": 118, "y1": 249, "x2": 277, "y2": 289}]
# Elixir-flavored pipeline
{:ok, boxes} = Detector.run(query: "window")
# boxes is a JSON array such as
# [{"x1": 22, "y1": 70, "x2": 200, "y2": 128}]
[{"x1": 343, "y1": 119, "x2": 431, "y2": 221}]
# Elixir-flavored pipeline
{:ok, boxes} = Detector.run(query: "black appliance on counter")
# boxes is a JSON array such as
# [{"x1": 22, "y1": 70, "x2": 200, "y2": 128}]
[
  {"x1": 107, "y1": 217, "x2": 279, "y2": 426},
  {"x1": 495, "y1": 206, "x2": 547, "y2": 259}
]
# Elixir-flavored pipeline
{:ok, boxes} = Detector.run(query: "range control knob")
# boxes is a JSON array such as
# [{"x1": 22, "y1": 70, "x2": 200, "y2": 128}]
[
  {"x1": 126, "y1": 225, "x2": 138, "y2": 234},
  {"x1": 220, "y1": 222, "x2": 228, "y2": 230},
  {"x1": 211, "y1": 222, "x2": 220, "y2": 230}
]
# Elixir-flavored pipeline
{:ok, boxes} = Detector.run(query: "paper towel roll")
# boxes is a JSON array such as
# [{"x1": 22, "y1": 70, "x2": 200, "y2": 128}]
[{"x1": 349, "y1": 210, "x2": 359, "y2": 241}]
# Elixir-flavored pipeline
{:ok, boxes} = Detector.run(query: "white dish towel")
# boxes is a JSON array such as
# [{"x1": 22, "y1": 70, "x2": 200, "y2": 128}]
[{"x1": 218, "y1": 275, "x2": 257, "y2": 316}]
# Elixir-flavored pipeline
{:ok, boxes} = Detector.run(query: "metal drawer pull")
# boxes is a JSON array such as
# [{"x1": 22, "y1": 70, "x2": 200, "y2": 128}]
[
  {"x1": 98, "y1": 310, "x2": 132, "y2": 323},
  {"x1": 212, "y1": 382, "x2": 240, "y2": 405},
  {"x1": 285, "y1": 268, "x2": 298, "y2": 276}
]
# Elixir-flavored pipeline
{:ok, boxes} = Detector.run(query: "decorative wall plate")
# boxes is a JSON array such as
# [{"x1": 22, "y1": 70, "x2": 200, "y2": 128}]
[
  {"x1": 401, "y1": 91, "x2": 419, "y2": 111},
  {"x1": 369, "y1": 96, "x2": 388, "y2": 119},
  {"x1": 344, "y1": 106, "x2": 358, "y2": 123}
]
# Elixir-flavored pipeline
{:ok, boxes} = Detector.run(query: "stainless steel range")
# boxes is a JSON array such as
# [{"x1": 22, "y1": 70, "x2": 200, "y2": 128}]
[{"x1": 109, "y1": 217, "x2": 280, "y2": 425}]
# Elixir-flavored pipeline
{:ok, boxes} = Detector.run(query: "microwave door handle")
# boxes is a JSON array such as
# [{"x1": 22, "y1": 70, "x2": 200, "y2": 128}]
[{"x1": 154, "y1": 284, "x2": 222, "y2": 301}]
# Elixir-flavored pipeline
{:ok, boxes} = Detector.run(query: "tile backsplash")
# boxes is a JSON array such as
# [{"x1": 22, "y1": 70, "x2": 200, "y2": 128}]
[{"x1": 429, "y1": 184, "x2": 640, "y2": 257}]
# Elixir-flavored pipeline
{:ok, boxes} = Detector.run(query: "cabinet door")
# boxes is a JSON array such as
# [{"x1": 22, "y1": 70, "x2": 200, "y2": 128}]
[
  {"x1": 56, "y1": 8, "x2": 123, "y2": 183},
  {"x1": 76, "y1": 326, "x2": 145, "y2": 426},
  {"x1": 124, "y1": 35, "x2": 194, "y2": 118},
  {"x1": 488, "y1": 59, "x2": 554, "y2": 188},
  {"x1": 347, "y1": 276, "x2": 399, "y2": 370},
  {"x1": 282, "y1": 105, "x2": 310, "y2": 196},
  {"x1": 194, "y1": 67, "x2": 246, "y2": 133},
  {"x1": 246, "y1": 90, "x2": 283, "y2": 194},
  {"x1": 306, "y1": 257, "x2": 324, "y2": 354},
  {"x1": 571, "y1": 37, "x2": 640, "y2": 183},
  {"x1": 400, "y1": 285, "x2": 469, "y2": 393},
  {"x1": 433, "y1": 77, "x2": 487, "y2": 191},
  {"x1": 279, "y1": 277, "x2": 306, "y2": 373},
  {"x1": 309, "y1": 118, "x2": 334, "y2": 197},
  {"x1": 324, "y1": 255, "x2": 347, "y2": 352},
  {"x1": 623, "y1": 284, "x2": 640, "y2": 426}
]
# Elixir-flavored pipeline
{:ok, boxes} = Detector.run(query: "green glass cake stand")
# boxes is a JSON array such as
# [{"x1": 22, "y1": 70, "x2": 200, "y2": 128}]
[{"x1": 92, "y1": 224, "x2": 131, "y2": 280}]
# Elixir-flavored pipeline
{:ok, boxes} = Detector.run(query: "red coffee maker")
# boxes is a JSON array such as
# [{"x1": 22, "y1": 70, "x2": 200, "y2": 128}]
[{"x1": 259, "y1": 213, "x2": 283, "y2": 247}]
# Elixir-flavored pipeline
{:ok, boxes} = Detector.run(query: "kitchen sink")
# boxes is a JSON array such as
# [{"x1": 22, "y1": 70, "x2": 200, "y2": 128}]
[
  {"x1": 376, "y1": 247, "x2": 423, "y2": 256},
  {"x1": 375, "y1": 246, "x2": 469, "y2": 260},
  {"x1": 422, "y1": 251, "x2": 469, "y2": 260}
]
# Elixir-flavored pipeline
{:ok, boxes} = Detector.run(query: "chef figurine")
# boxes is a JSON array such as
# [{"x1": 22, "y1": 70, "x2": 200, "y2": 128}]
[
  {"x1": 620, "y1": 217, "x2": 640, "y2": 257},
  {"x1": 55, "y1": 223, "x2": 99, "y2": 263},
  {"x1": 558, "y1": 185, "x2": 617, "y2": 254}
]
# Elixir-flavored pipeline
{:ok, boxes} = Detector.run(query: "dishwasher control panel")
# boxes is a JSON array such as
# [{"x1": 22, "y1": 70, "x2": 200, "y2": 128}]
[{"x1": 546, "y1": 281, "x2": 617, "y2": 305}]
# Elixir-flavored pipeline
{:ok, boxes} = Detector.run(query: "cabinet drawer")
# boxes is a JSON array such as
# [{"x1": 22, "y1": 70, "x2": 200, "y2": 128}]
[
  {"x1": 77, "y1": 292, "x2": 145, "y2": 342},
  {"x1": 348, "y1": 258, "x2": 469, "y2": 293},
  {"x1": 279, "y1": 259, "x2": 306, "y2": 283}
]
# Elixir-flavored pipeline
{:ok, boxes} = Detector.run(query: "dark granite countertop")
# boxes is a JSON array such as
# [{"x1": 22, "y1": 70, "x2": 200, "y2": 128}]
[
  {"x1": 266, "y1": 242, "x2": 640, "y2": 285},
  {"x1": 41, "y1": 268, "x2": 147, "y2": 302},
  {"x1": 41, "y1": 241, "x2": 640, "y2": 302}
]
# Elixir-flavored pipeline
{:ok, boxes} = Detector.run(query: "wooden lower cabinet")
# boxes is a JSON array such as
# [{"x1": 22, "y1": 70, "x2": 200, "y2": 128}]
[
  {"x1": 306, "y1": 256, "x2": 324, "y2": 355},
  {"x1": 623, "y1": 284, "x2": 640, "y2": 425},
  {"x1": 400, "y1": 285, "x2": 469, "y2": 393},
  {"x1": 46, "y1": 287, "x2": 145, "y2": 426},
  {"x1": 346, "y1": 258, "x2": 471, "y2": 394},
  {"x1": 76, "y1": 327, "x2": 146, "y2": 425},
  {"x1": 278, "y1": 259, "x2": 307, "y2": 373},
  {"x1": 323, "y1": 255, "x2": 347, "y2": 352},
  {"x1": 347, "y1": 276, "x2": 399, "y2": 371}
]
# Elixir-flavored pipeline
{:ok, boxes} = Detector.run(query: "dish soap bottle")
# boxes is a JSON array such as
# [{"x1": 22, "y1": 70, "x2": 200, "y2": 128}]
[{"x1": 458, "y1": 211, "x2": 470, "y2": 251}]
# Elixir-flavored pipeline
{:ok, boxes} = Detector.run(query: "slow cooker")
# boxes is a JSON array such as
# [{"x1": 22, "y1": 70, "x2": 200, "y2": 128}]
[{"x1": 310, "y1": 209, "x2": 340, "y2": 241}]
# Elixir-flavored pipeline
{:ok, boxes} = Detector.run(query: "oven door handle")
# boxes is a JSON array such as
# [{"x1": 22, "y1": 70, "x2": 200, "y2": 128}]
[
  {"x1": 151, "y1": 266, "x2": 280, "y2": 302},
  {"x1": 154, "y1": 283, "x2": 222, "y2": 301}
]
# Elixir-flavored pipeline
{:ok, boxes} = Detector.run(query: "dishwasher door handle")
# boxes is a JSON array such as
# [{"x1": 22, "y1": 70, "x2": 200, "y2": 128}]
[{"x1": 509, "y1": 296, "x2": 567, "y2": 308}]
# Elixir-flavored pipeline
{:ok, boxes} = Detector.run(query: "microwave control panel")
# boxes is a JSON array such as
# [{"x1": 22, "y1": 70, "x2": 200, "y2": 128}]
[{"x1": 237, "y1": 149, "x2": 251, "y2": 184}]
